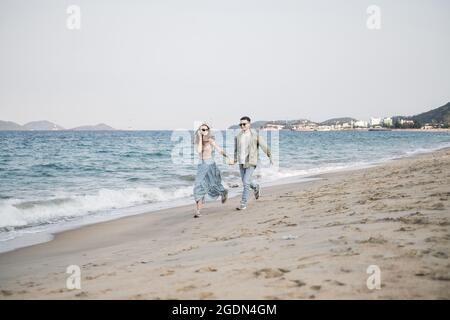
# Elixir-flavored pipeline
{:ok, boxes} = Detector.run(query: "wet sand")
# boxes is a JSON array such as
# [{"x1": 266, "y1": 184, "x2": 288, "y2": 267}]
[{"x1": 0, "y1": 148, "x2": 449, "y2": 299}]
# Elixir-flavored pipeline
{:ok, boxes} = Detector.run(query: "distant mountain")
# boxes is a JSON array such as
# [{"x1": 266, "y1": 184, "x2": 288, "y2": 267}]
[
  {"x1": 228, "y1": 119, "x2": 316, "y2": 130},
  {"x1": 0, "y1": 120, "x2": 116, "y2": 131},
  {"x1": 70, "y1": 123, "x2": 115, "y2": 131},
  {"x1": 226, "y1": 102, "x2": 450, "y2": 129},
  {"x1": 320, "y1": 117, "x2": 356, "y2": 126},
  {"x1": 23, "y1": 120, "x2": 65, "y2": 131},
  {"x1": 228, "y1": 120, "x2": 269, "y2": 129},
  {"x1": 410, "y1": 102, "x2": 450, "y2": 124},
  {"x1": 0, "y1": 120, "x2": 24, "y2": 131},
  {"x1": 289, "y1": 119, "x2": 317, "y2": 125}
]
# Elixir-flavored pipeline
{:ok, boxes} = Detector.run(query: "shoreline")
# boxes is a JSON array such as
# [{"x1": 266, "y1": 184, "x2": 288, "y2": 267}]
[
  {"x1": 0, "y1": 147, "x2": 449, "y2": 299},
  {"x1": 1, "y1": 143, "x2": 449, "y2": 254}
]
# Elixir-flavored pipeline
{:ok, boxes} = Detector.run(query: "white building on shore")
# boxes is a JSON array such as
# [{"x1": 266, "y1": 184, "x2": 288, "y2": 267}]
[
  {"x1": 370, "y1": 117, "x2": 382, "y2": 126},
  {"x1": 354, "y1": 120, "x2": 368, "y2": 128},
  {"x1": 261, "y1": 123, "x2": 285, "y2": 131}
]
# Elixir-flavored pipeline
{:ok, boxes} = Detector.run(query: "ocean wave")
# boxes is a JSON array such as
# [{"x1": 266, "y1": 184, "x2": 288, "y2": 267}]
[
  {"x1": 0, "y1": 186, "x2": 193, "y2": 230},
  {"x1": 30, "y1": 163, "x2": 69, "y2": 170}
]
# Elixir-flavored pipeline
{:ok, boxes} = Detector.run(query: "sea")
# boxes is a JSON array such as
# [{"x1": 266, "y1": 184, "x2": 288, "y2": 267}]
[{"x1": 0, "y1": 129, "x2": 449, "y2": 252}]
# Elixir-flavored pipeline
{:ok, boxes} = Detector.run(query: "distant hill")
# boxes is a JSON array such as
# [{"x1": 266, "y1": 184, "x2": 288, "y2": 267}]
[
  {"x1": 0, "y1": 120, "x2": 116, "y2": 131},
  {"x1": 23, "y1": 120, "x2": 65, "y2": 131},
  {"x1": 320, "y1": 117, "x2": 356, "y2": 126},
  {"x1": 228, "y1": 119, "x2": 318, "y2": 129},
  {"x1": 226, "y1": 102, "x2": 450, "y2": 129},
  {"x1": 410, "y1": 102, "x2": 450, "y2": 124},
  {"x1": 0, "y1": 120, "x2": 25, "y2": 131},
  {"x1": 70, "y1": 123, "x2": 115, "y2": 131},
  {"x1": 228, "y1": 120, "x2": 269, "y2": 129},
  {"x1": 290, "y1": 119, "x2": 317, "y2": 125}
]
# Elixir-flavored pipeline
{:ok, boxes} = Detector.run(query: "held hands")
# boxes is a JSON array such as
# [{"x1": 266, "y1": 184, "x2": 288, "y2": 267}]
[{"x1": 227, "y1": 159, "x2": 235, "y2": 165}]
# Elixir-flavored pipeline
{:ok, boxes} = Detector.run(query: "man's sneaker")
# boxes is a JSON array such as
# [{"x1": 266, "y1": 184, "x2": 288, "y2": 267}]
[
  {"x1": 221, "y1": 189, "x2": 228, "y2": 204},
  {"x1": 194, "y1": 210, "x2": 202, "y2": 218},
  {"x1": 254, "y1": 184, "x2": 261, "y2": 200},
  {"x1": 236, "y1": 204, "x2": 247, "y2": 211}
]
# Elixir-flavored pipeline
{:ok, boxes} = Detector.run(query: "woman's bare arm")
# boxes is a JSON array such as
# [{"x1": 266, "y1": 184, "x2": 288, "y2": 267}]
[
  {"x1": 196, "y1": 132, "x2": 203, "y2": 154},
  {"x1": 210, "y1": 139, "x2": 229, "y2": 158}
]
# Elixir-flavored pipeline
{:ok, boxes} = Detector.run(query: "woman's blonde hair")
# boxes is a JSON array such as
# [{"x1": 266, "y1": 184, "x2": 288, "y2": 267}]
[{"x1": 194, "y1": 123, "x2": 214, "y2": 145}]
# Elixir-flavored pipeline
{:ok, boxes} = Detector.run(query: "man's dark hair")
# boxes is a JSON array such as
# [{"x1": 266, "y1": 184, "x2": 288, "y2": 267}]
[{"x1": 240, "y1": 116, "x2": 251, "y2": 123}]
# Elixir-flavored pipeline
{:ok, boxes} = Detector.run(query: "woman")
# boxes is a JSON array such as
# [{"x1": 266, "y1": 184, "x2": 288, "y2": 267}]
[{"x1": 193, "y1": 123, "x2": 232, "y2": 218}]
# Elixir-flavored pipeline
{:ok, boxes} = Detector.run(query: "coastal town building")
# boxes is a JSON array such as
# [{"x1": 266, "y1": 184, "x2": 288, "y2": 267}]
[
  {"x1": 354, "y1": 120, "x2": 368, "y2": 128},
  {"x1": 400, "y1": 119, "x2": 414, "y2": 126},
  {"x1": 370, "y1": 117, "x2": 382, "y2": 126},
  {"x1": 261, "y1": 123, "x2": 285, "y2": 131}
]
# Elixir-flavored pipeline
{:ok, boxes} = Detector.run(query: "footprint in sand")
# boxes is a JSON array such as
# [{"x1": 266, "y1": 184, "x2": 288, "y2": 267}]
[
  {"x1": 254, "y1": 268, "x2": 290, "y2": 279},
  {"x1": 177, "y1": 284, "x2": 197, "y2": 292},
  {"x1": 431, "y1": 251, "x2": 449, "y2": 259},
  {"x1": 330, "y1": 247, "x2": 359, "y2": 256},
  {"x1": 395, "y1": 226, "x2": 416, "y2": 232},
  {"x1": 1, "y1": 290, "x2": 13, "y2": 296},
  {"x1": 160, "y1": 269, "x2": 175, "y2": 276},
  {"x1": 75, "y1": 291, "x2": 89, "y2": 298},
  {"x1": 168, "y1": 245, "x2": 199, "y2": 256},
  {"x1": 325, "y1": 279, "x2": 346, "y2": 286},
  {"x1": 199, "y1": 292, "x2": 215, "y2": 299},
  {"x1": 356, "y1": 236, "x2": 387, "y2": 244},
  {"x1": 195, "y1": 266, "x2": 218, "y2": 273},
  {"x1": 430, "y1": 271, "x2": 450, "y2": 281},
  {"x1": 291, "y1": 280, "x2": 306, "y2": 287}
]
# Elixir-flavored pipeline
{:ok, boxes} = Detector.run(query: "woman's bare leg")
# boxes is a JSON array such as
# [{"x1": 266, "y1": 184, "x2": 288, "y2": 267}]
[{"x1": 194, "y1": 200, "x2": 203, "y2": 217}]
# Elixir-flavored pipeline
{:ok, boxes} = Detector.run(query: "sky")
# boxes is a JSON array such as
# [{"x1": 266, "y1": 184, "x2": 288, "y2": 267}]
[{"x1": 0, "y1": 0, "x2": 449, "y2": 130}]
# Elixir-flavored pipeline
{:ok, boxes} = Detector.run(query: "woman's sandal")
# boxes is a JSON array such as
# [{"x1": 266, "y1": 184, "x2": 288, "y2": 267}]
[{"x1": 221, "y1": 189, "x2": 228, "y2": 204}]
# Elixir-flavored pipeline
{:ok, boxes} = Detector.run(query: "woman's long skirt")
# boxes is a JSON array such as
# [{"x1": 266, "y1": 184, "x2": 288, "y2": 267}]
[{"x1": 193, "y1": 158, "x2": 226, "y2": 203}]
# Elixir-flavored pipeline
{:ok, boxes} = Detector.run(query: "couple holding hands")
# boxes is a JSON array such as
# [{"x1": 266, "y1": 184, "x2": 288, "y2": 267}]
[{"x1": 193, "y1": 116, "x2": 272, "y2": 218}]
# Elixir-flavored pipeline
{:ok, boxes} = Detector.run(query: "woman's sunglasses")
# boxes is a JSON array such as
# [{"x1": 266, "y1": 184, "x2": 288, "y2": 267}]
[{"x1": 201, "y1": 128, "x2": 209, "y2": 132}]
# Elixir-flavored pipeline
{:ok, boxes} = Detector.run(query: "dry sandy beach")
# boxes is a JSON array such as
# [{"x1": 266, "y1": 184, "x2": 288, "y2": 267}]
[{"x1": 0, "y1": 148, "x2": 449, "y2": 299}]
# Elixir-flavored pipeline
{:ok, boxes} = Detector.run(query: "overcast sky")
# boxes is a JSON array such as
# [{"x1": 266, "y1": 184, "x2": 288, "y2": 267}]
[{"x1": 0, "y1": 0, "x2": 449, "y2": 129}]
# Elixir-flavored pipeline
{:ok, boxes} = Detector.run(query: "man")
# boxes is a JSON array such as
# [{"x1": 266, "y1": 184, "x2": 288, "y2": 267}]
[{"x1": 230, "y1": 116, "x2": 273, "y2": 210}]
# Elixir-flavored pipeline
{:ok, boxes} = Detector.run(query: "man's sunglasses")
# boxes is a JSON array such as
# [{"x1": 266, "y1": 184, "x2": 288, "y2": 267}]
[{"x1": 239, "y1": 122, "x2": 249, "y2": 127}]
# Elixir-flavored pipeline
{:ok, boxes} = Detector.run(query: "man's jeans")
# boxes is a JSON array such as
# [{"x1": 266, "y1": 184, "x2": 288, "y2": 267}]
[{"x1": 239, "y1": 164, "x2": 258, "y2": 205}]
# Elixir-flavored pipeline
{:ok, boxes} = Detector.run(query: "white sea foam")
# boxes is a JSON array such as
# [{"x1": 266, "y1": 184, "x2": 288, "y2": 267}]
[
  {"x1": 0, "y1": 186, "x2": 193, "y2": 229},
  {"x1": 253, "y1": 161, "x2": 375, "y2": 185}
]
